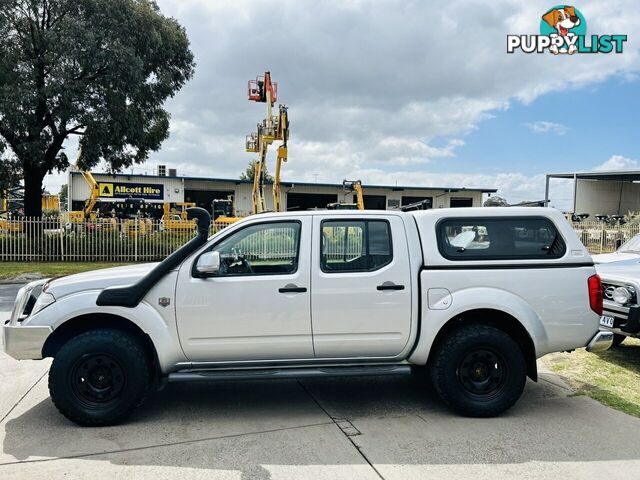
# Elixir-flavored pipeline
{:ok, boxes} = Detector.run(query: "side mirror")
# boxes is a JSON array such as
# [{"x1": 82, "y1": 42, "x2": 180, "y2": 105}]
[{"x1": 196, "y1": 251, "x2": 221, "y2": 276}]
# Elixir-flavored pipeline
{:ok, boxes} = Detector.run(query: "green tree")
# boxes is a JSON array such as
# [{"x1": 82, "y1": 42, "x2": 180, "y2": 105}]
[
  {"x1": 240, "y1": 160, "x2": 274, "y2": 183},
  {"x1": 0, "y1": 0, "x2": 195, "y2": 217}
]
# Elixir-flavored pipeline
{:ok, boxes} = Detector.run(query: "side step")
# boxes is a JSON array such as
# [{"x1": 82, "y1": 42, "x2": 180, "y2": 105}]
[{"x1": 168, "y1": 365, "x2": 412, "y2": 383}]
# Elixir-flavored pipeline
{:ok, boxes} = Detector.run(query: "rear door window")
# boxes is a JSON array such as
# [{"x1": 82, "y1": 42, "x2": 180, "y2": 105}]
[
  {"x1": 437, "y1": 217, "x2": 566, "y2": 260},
  {"x1": 321, "y1": 220, "x2": 392, "y2": 272}
]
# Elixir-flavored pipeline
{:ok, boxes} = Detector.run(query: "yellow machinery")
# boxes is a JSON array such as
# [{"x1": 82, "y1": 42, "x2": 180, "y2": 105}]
[
  {"x1": 0, "y1": 190, "x2": 20, "y2": 232},
  {"x1": 0, "y1": 218, "x2": 21, "y2": 232},
  {"x1": 273, "y1": 105, "x2": 289, "y2": 213},
  {"x1": 119, "y1": 198, "x2": 151, "y2": 237},
  {"x1": 246, "y1": 71, "x2": 289, "y2": 214},
  {"x1": 1, "y1": 190, "x2": 59, "y2": 231},
  {"x1": 66, "y1": 153, "x2": 118, "y2": 231},
  {"x1": 122, "y1": 218, "x2": 152, "y2": 236},
  {"x1": 327, "y1": 180, "x2": 365, "y2": 210},
  {"x1": 212, "y1": 197, "x2": 241, "y2": 227},
  {"x1": 162, "y1": 202, "x2": 196, "y2": 231},
  {"x1": 67, "y1": 155, "x2": 101, "y2": 223},
  {"x1": 344, "y1": 180, "x2": 364, "y2": 210},
  {"x1": 2, "y1": 190, "x2": 59, "y2": 212},
  {"x1": 0, "y1": 191, "x2": 22, "y2": 231},
  {"x1": 42, "y1": 194, "x2": 60, "y2": 212}
]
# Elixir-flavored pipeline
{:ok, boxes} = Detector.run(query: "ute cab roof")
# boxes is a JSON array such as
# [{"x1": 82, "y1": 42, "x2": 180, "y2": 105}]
[{"x1": 213, "y1": 206, "x2": 588, "y2": 267}]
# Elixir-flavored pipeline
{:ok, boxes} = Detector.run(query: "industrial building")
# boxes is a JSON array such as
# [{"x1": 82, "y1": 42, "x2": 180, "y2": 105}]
[
  {"x1": 68, "y1": 169, "x2": 496, "y2": 217},
  {"x1": 545, "y1": 170, "x2": 640, "y2": 217}
]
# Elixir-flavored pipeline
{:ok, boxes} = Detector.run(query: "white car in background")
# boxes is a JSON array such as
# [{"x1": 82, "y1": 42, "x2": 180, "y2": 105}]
[
  {"x1": 594, "y1": 259, "x2": 640, "y2": 347},
  {"x1": 593, "y1": 234, "x2": 640, "y2": 264}
]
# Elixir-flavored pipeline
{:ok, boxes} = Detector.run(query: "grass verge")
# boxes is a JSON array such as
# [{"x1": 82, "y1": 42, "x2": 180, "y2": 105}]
[
  {"x1": 0, "y1": 262, "x2": 132, "y2": 280},
  {"x1": 541, "y1": 337, "x2": 640, "y2": 417}
]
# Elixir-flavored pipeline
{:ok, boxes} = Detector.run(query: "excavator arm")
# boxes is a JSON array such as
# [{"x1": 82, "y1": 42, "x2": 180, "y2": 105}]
[{"x1": 81, "y1": 170, "x2": 100, "y2": 217}]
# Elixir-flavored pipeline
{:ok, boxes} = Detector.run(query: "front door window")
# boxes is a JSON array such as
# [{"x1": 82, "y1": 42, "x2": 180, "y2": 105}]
[{"x1": 213, "y1": 222, "x2": 301, "y2": 276}]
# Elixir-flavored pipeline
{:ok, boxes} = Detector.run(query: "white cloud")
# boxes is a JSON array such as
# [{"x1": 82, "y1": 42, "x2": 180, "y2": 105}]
[
  {"x1": 42, "y1": 0, "x2": 639, "y2": 208},
  {"x1": 145, "y1": 0, "x2": 638, "y2": 179},
  {"x1": 594, "y1": 155, "x2": 639, "y2": 171},
  {"x1": 524, "y1": 121, "x2": 569, "y2": 136}
]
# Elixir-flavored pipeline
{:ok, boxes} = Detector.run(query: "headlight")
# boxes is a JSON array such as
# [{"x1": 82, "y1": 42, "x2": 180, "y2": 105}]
[
  {"x1": 613, "y1": 286, "x2": 632, "y2": 305},
  {"x1": 9, "y1": 285, "x2": 31, "y2": 325},
  {"x1": 9, "y1": 279, "x2": 50, "y2": 325},
  {"x1": 31, "y1": 292, "x2": 55, "y2": 316}
]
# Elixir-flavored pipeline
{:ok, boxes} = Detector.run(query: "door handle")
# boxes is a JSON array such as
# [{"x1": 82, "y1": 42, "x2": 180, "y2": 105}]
[
  {"x1": 377, "y1": 282, "x2": 405, "y2": 291},
  {"x1": 279, "y1": 284, "x2": 307, "y2": 294}
]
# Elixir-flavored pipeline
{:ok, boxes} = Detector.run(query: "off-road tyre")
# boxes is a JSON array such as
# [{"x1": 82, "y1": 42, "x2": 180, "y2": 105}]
[
  {"x1": 49, "y1": 328, "x2": 152, "y2": 426},
  {"x1": 430, "y1": 324, "x2": 527, "y2": 417}
]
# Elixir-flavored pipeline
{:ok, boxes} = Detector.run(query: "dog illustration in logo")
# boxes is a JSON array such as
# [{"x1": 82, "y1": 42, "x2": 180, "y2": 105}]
[{"x1": 542, "y1": 6, "x2": 581, "y2": 54}]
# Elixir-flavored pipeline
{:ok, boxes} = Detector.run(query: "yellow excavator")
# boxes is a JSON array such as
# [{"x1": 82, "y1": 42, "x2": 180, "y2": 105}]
[
  {"x1": 327, "y1": 179, "x2": 365, "y2": 210},
  {"x1": 246, "y1": 71, "x2": 289, "y2": 214},
  {"x1": 67, "y1": 166, "x2": 101, "y2": 223}
]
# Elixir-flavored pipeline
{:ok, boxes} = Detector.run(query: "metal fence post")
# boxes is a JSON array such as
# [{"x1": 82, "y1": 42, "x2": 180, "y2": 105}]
[{"x1": 134, "y1": 220, "x2": 138, "y2": 262}]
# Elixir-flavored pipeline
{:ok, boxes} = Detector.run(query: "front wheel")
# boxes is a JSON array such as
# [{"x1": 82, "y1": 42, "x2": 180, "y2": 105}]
[
  {"x1": 430, "y1": 325, "x2": 526, "y2": 417},
  {"x1": 49, "y1": 328, "x2": 152, "y2": 426}
]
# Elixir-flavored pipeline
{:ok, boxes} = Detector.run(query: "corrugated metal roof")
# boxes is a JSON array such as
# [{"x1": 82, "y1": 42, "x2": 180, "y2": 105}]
[
  {"x1": 70, "y1": 171, "x2": 497, "y2": 193},
  {"x1": 547, "y1": 170, "x2": 640, "y2": 181}
]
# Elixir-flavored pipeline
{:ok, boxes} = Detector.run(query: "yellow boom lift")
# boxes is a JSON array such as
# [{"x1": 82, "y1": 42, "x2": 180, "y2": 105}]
[
  {"x1": 246, "y1": 71, "x2": 289, "y2": 213},
  {"x1": 273, "y1": 105, "x2": 289, "y2": 213}
]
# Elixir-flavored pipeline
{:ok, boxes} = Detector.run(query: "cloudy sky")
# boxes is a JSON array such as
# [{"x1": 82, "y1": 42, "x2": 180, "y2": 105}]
[{"x1": 45, "y1": 0, "x2": 640, "y2": 209}]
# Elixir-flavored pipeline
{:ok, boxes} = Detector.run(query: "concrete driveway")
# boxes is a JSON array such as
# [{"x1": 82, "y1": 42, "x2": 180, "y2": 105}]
[{"x1": 1, "y1": 287, "x2": 640, "y2": 479}]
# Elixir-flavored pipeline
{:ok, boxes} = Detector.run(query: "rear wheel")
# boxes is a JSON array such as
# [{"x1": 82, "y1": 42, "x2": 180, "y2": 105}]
[
  {"x1": 430, "y1": 325, "x2": 526, "y2": 417},
  {"x1": 49, "y1": 328, "x2": 152, "y2": 426},
  {"x1": 612, "y1": 334, "x2": 626, "y2": 348}
]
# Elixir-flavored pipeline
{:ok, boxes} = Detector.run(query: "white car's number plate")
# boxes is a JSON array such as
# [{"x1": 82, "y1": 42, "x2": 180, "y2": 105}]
[{"x1": 600, "y1": 315, "x2": 615, "y2": 328}]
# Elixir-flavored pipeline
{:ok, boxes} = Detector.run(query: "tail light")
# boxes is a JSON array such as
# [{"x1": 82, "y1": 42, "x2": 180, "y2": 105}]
[{"x1": 588, "y1": 274, "x2": 603, "y2": 315}]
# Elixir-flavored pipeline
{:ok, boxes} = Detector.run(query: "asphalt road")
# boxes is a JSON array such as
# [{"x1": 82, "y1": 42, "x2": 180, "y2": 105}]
[
  {"x1": 1, "y1": 287, "x2": 640, "y2": 479},
  {"x1": 0, "y1": 283, "x2": 22, "y2": 314}
]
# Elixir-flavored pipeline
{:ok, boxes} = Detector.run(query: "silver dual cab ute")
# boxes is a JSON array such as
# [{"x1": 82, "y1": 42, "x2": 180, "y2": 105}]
[{"x1": 3, "y1": 207, "x2": 611, "y2": 426}]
